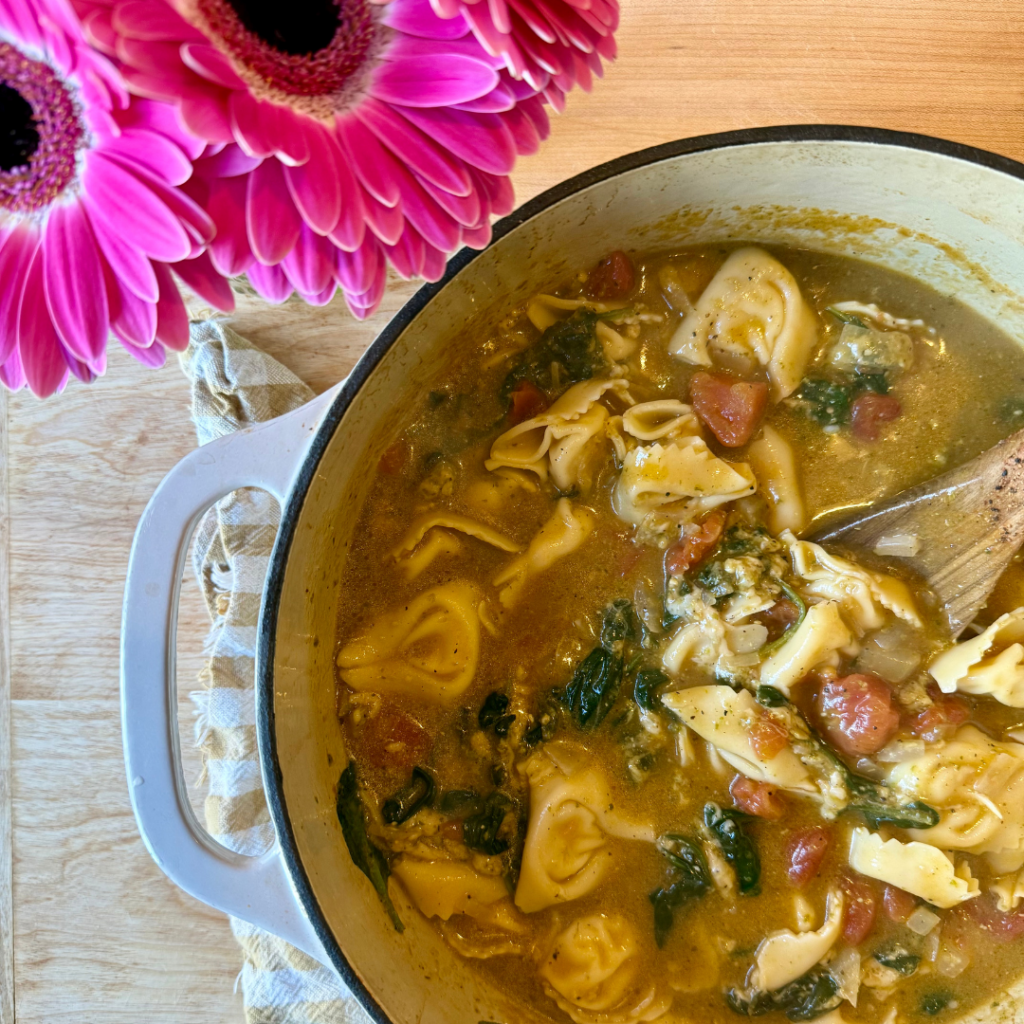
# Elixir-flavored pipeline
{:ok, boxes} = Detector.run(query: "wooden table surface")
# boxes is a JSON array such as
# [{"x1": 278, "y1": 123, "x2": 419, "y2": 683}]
[{"x1": 2, "y1": 1, "x2": 1024, "y2": 1020}]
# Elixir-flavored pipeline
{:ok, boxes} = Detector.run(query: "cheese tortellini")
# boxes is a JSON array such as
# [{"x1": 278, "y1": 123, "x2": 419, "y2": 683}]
[
  {"x1": 668, "y1": 247, "x2": 818, "y2": 399},
  {"x1": 847, "y1": 828, "x2": 979, "y2": 908},
  {"x1": 759, "y1": 602, "x2": 852, "y2": 697},
  {"x1": 747, "y1": 424, "x2": 806, "y2": 535},
  {"x1": 336, "y1": 582, "x2": 482, "y2": 702},
  {"x1": 753, "y1": 889, "x2": 844, "y2": 991},
  {"x1": 612, "y1": 435, "x2": 756, "y2": 527},
  {"x1": 929, "y1": 607, "x2": 1024, "y2": 707},
  {"x1": 487, "y1": 378, "x2": 632, "y2": 489},
  {"x1": 391, "y1": 857, "x2": 509, "y2": 921},
  {"x1": 887, "y1": 725, "x2": 1024, "y2": 865},
  {"x1": 661, "y1": 685, "x2": 815, "y2": 794},
  {"x1": 392, "y1": 512, "x2": 520, "y2": 578},
  {"x1": 782, "y1": 532, "x2": 921, "y2": 633},
  {"x1": 516, "y1": 749, "x2": 653, "y2": 913},
  {"x1": 493, "y1": 498, "x2": 595, "y2": 607},
  {"x1": 539, "y1": 914, "x2": 672, "y2": 1024}
]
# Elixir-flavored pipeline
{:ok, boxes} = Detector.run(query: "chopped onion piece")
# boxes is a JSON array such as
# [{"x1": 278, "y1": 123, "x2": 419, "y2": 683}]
[
  {"x1": 728, "y1": 623, "x2": 769, "y2": 653},
  {"x1": 828, "y1": 945, "x2": 862, "y2": 1007},
  {"x1": 876, "y1": 737, "x2": 927, "y2": 763},
  {"x1": 936, "y1": 939, "x2": 970, "y2": 978},
  {"x1": 906, "y1": 906, "x2": 942, "y2": 936},
  {"x1": 856, "y1": 643, "x2": 921, "y2": 684},
  {"x1": 874, "y1": 533, "x2": 920, "y2": 557}
]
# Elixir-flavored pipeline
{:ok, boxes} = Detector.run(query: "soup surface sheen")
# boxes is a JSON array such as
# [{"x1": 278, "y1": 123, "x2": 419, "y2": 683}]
[{"x1": 333, "y1": 244, "x2": 1024, "y2": 1024}]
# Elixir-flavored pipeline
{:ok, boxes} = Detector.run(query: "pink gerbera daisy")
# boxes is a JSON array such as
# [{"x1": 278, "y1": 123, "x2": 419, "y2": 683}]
[
  {"x1": 74, "y1": 0, "x2": 604, "y2": 317},
  {"x1": 0, "y1": 0, "x2": 230, "y2": 396},
  {"x1": 429, "y1": 0, "x2": 618, "y2": 99}
]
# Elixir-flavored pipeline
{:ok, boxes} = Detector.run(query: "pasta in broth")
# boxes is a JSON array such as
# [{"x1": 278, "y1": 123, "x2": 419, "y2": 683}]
[{"x1": 334, "y1": 244, "x2": 1024, "y2": 1024}]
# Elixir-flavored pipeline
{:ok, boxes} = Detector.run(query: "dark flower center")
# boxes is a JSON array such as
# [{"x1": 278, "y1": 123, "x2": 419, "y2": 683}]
[
  {"x1": 0, "y1": 44, "x2": 83, "y2": 215},
  {"x1": 226, "y1": 0, "x2": 341, "y2": 56},
  {"x1": 197, "y1": 0, "x2": 379, "y2": 109},
  {"x1": 0, "y1": 83, "x2": 40, "y2": 172}
]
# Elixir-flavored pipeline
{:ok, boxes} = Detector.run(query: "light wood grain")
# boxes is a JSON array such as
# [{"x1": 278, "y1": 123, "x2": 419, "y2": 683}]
[
  {"x1": 5, "y1": 1, "x2": 1024, "y2": 1021},
  {"x1": 0, "y1": 389, "x2": 12, "y2": 1024}
]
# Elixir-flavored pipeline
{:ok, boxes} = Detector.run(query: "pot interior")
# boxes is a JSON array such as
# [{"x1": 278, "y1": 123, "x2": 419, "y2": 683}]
[{"x1": 265, "y1": 131, "x2": 1024, "y2": 1024}]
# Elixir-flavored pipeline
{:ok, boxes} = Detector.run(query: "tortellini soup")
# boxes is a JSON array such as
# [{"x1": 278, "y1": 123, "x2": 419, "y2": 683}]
[{"x1": 333, "y1": 244, "x2": 1024, "y2": 1024}]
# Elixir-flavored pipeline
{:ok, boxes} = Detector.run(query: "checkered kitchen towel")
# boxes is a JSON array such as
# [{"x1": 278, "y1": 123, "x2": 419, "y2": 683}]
[{"x1": 182, "y1": 320, "x2": 372, "y2": 1024}]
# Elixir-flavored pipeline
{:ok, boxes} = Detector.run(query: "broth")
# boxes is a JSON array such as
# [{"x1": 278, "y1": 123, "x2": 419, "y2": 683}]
[{"x1": 333, "y1": 244, "x2": 1024, "y2": 1024}]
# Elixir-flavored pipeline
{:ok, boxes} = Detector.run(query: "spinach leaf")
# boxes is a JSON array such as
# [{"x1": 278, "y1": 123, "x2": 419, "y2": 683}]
[
  {"x1": 755, "y1": 685, "x2": 788, "y2": 708},
  {"x1": 634, "y1": 668, "x2": 669, "y2": 712},
  {"x1": 501, "y1": 308, "x2": 606, "y2": 399},
  {"x1": 874, "y1": 943, "x2": 920, "y2": 976},
  {"x1": 725, "y1": 965, "x2": 841, "y2": 1021},
  {"x1": 695, "y1": 560, "x2": 737, "y2": 604},
  {"x1": 601, "y1": 598, "x2": 637, "y2": 645},
  {"x1": 478, "y1": 691, "x2": 516, "y2": 737},
  {"x1": 704, "y1": 803, "x2": 761, "y2": 895},
  {"x1": 563, "y1": 646, "x2": 623, "y2": 729},
  {"x1": 439, "y1": 789, "x2": 482, "y2": 816},
  {"x1": 796, "y1": 378, "x2": 854, "y2": 426},
  {"x1": 717, "y1": 524, "x2": 776, "y2": 558},
  {"x1": 336, "y1": 762, "x2": 404, "y2": 931},
  {"x1": 759, "y1": 580, "x2": 807, "y2": 656},
  {"x1": 921, "y1": 990, "x2": 954, "y2": 1016},
  {"x1": 827, "y1": 306, "x2": 868, "y2": 328},
  {"x1": 854, "y1": 368, "x2": 890, "y2": 394},
  {"x1": 381, "y1": 766, "x2": 435, "y2": 825},
  {"x1": 649, "y1": 834, "x2": 711, "y2": 946},
  {"x1": 463, "y1": 792, "x2": 513, "y2": 856}
]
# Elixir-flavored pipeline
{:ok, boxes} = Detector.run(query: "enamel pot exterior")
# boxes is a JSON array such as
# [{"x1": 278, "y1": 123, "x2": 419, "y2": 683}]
[{"x1": 257, "y1": 127, "x2": 1024, "y2": 1024}]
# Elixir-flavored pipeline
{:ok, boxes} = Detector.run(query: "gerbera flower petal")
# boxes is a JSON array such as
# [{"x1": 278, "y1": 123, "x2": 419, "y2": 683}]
[
  {"x1": 0, "y1": 348, "x2": 27, "y2": 392},
  {"x1": 108, "y1": 274, "x2": 158, "y2": 348},
  {"x1": 382, "y1": 0, "x2": 470, "y2": 39},
  {"x1": 152, "y1": 262, "x2": 189, "y2": 351},
  {"x1": 19, "y1": 251, "x2": 71, "y2": 398},
  {"x1": 246, "y1": 159, "x2": 302, "y2": 265},
  {"x1": 179, "y1": 42, "x2": 245, "y2": 90},
  {"x1": 172, "y1": 251, "x2": 236, "y2": 313},
  {"x1": 118, "y1": 336, "x2": 166, "y2": 367},
  {"x1": 82, "y1": 151, "x2": 192, "y2": 262},
  {"x1": 42, "y1": 202, "x2": 109, "y2": 362},
  {"x1": 393, "y1": 105, "x2": 516, "y2": 175},
  {"x1": 104, "y1": 127, "x2": 194, "y2": 185},
  {"x1": 205, "y1": 174, "x2": 255, "y2": 276},
  {"x1": 282, "y1": 226, "x2": 335, "y2": 297},
  {"x1": 361, "y1": 191, "x2": 405, "y2": 247},
  {"x1": 371, "y1": 52, "x2": 500, "y2": 106},
  {"x1": 336, "y1": 117, "x2": 401, "y2": 208},
  {"x1": 0, "y1": 227, "x2": 39, "y2": 366},
  {"x1": 354, "y1": 98, "x2": 472, "y2": 197},
  {"x1": 246, "y1": 261, "x2": 293, "y2": 304},
  {"x1": 283, "y1": 130, "x2": 342, "y2": 236},
  {"x1": 89, "y1": 206, "x2": 160, "y2": 302},
  {"x1": 112, "y1": 0, "x2": 206, "y2": 43}
]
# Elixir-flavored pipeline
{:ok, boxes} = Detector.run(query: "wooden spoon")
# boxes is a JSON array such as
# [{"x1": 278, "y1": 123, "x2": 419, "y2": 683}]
[{"x1": 811, "y1": 427, "x2": 1024, "y2": 637}]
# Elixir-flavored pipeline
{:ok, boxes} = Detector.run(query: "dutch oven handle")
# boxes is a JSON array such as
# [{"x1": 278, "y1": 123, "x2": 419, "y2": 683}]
[{"x1": 120, "y1": 387, "x2": 340, "y2": 966}]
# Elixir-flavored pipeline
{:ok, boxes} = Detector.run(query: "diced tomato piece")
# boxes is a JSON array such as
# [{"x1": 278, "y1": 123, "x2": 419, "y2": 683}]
[
  {"x1": 785, "y1": 827, "x2": 832, "y2": 888},
  {"x1": 664, "y1": 510, "x2": 727, "y2": 575},
  {"x1": 965, "y1": 892, "x2": 1024, "y2": 942},
  {"x1": 377, "y1": 440, "x2": 409, "y2": 475},
  {"x1": 749, "y1": 714, "x2": 790, "y2": 760},
  {"x1": 689, "y1": 372, "x2": 769, "y2": 447},
  {"x1": 850, "y1": 393, "x2": 901, "y2": 442},
  {"x1": 909, "y1": 684, "x2": 971, "y2": 742},
  {"x1": 508, "y1": 379, "x2": 548, "y2": 425},
  {"x1": 440, "y1": 819, "x2": 464, "y2": 841},
  {"x1": 586, "y1": 250, "x2": 635, "y2": 300},
  {"x1": 348, "y1": 707, "x2": 431, "y2": 774},
  {"x1": 841, "y1": 876, "x2": 878, "y2": 945},
  {"x1": 729, "y1": 776, "x2": 786, "y2": 819},
  {"x1": 755, "y1": 598, "x2": 800, "y2": 642},
  {"x1": 813, "y1": 672, "x2": 901, "y2": 757},
  {"x1": 883, "y1": 884, "x2": 918, "y2": 923}
]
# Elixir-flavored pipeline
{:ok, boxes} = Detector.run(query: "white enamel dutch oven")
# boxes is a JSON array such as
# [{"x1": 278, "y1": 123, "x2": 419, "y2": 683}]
[{"x1": 122, "y1": 127, "x2": 1024, "y2": 1024}]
